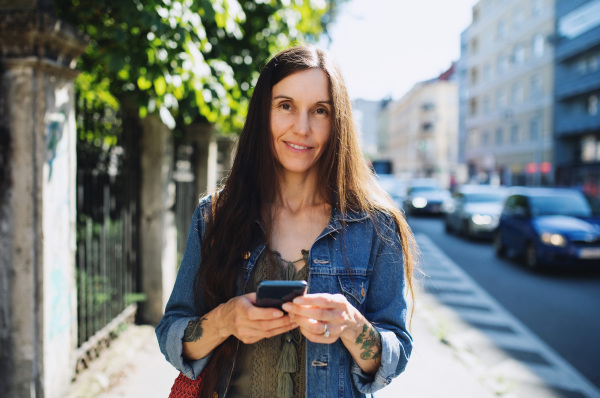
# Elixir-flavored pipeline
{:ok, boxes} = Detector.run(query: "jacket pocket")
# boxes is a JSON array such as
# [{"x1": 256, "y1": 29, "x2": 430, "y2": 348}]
[{"x1": 337, "y1": 274, "x2": 369, "y2": 307}]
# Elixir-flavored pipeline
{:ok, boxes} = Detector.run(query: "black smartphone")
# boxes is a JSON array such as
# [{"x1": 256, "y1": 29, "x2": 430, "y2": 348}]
[{"x1": 255, "y1": 280, "x2": 308, "y2": 311}]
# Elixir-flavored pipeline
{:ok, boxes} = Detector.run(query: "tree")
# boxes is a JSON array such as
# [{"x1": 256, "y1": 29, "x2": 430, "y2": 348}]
[{"x1": 56, "y1": 0, "x2": 346, "y2": 133}]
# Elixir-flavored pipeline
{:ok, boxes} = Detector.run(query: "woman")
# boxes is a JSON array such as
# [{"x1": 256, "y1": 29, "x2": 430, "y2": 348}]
[{"x1": 156, "y1": 44, "x2": 417, "y2": 398}]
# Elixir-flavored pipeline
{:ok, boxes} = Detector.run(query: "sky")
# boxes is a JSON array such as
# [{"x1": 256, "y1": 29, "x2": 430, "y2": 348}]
[{"x1": 322, "y1": 0, "x2": 479, "y2": 101}]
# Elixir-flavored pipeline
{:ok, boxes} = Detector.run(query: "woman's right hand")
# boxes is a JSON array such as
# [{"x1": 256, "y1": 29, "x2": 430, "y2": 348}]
[{"x1": 220, "y1": 292, "x2": 297, "y2": 344}]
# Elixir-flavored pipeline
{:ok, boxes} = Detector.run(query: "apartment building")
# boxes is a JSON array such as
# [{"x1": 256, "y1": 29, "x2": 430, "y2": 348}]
[
  {"x1": 380, "y1": 65, "x2": 458, "y2": 186},
  {"x1": 460, "y1": 0, "x2": 556, "y2": 186},
  {"x1": 553, "y1": 0, "x2": 600, "y2": 197}
]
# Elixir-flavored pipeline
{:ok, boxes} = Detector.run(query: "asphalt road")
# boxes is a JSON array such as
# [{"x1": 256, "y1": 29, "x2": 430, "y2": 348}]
[{"x1": 407, "y1": 215, "x2": 600, "y2": 389}]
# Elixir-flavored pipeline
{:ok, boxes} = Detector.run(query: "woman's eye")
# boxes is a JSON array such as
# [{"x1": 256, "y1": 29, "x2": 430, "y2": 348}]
[
  {"x1": 281, "y1": 103, "x2": 291, "y2": 110},
  {"x1": 316, "y1": 107, "x2": 329, "y2": 115}
]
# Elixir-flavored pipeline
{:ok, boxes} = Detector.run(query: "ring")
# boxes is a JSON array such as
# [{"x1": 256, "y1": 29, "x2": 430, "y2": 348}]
[{"x1": 322, "y1": 323, "x2": 330, "y2": 338}]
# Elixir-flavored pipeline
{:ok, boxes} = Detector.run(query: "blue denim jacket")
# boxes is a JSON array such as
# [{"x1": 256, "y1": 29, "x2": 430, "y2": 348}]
[{"x1": 156, "y1": 196, "x2": 412, "y2": 397}]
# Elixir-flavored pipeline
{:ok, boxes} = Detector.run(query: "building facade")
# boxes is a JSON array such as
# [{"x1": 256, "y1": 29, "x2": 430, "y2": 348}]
[
  {"x1": 380, "y1": 65, "x2": 459, "y2": 187},
  {"x1": 460, "y1": 0, "x2": 556, "y2": 186},
  {"x1": 553, "y1": 0, "x2": 600, "y2": 197},
  {"x1": 352, "y1": 98, "x2": 384, "y2": 158}
]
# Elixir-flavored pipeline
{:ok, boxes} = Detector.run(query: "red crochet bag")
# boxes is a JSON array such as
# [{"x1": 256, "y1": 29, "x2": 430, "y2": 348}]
[{"x1": 169, "y1": 371, "x2": 205, "y2": 398}]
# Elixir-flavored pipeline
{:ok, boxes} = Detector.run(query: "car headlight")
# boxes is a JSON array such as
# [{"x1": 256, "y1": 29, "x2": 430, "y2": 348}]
[
  {"x1": 412, "y1": 197, "x2": 428, "y2": 208},
  {"x1": 540, "y1": 232, "x2": 567, "y2": 247},
  {"x1": 471, "y1": 214, "x2": 492, "y2": 225}
]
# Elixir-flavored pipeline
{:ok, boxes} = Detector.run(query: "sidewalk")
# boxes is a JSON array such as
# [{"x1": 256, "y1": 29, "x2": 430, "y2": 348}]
[{"x1": 66, "y1": 234, "x2": 600, "y2": 398}]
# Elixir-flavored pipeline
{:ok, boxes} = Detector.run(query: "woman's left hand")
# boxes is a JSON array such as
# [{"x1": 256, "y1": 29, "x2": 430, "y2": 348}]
[
  {"x1": 281, "y1": 293, "x2": 359, "y2": 343},
  {"x1": 283, "y1": 293, "x2": 382, "y2": 375}
]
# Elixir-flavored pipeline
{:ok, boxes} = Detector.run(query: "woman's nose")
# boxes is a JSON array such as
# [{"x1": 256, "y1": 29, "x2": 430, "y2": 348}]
[{"x1": 293, "y1": 112, "x2": 310, "y2": 135}]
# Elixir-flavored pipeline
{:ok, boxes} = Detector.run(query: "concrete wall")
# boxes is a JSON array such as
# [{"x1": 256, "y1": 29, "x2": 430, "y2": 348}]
[{"x1": 0, "y1": 5, "x2": 85, "y2": 397}]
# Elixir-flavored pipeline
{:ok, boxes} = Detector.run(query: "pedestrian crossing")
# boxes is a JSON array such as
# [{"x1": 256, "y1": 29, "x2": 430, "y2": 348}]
[{"x1": 416, "y1": 233, "x2": 600, "y2": 398}]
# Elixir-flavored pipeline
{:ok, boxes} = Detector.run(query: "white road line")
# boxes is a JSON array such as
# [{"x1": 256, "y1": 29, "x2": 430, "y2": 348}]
[{"x1": 416, "y1": 233, "x2": 600, "y2": 398}]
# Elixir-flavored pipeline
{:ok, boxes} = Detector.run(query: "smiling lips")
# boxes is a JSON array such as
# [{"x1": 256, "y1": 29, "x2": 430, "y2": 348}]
[{"x1": 285, "y1": 141, "x2": 312, "y2": 151}]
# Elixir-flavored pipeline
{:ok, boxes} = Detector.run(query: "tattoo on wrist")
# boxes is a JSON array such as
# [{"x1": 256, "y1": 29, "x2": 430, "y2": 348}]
[
  {"x1": 355, "y1": 324, "x2": 382, "y2": 361},
  {"x1": 183, "y1": 317, "x2": 207, "y2": 342}
]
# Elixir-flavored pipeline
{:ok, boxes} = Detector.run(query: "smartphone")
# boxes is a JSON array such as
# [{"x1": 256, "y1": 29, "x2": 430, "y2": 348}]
[{"x1": 255, "y1": 280, "x2": 308, "y2": 311}]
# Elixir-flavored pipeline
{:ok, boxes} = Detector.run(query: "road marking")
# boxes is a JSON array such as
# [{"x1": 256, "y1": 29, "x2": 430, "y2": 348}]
[{"x1": 416, "y1": 233, "x2": 600, "y2": 398}]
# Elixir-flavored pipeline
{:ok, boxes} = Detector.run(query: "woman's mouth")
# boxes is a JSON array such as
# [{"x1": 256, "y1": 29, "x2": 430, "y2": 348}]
[{"x1": 285, "y1": 142, "x2": 311, "y2": 150}]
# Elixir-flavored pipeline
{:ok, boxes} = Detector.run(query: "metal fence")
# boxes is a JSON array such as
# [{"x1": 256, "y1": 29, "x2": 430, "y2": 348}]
[{"x1": 74, "y1": 96, "x2": 141, "y2": 367}]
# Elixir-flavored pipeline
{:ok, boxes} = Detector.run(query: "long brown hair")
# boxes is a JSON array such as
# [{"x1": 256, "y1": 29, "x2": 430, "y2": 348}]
[{"x1": 194, "y1": 44, "x2": 417, "y2": 397}]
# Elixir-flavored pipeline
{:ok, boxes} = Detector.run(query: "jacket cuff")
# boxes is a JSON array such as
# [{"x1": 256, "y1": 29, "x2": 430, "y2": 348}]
[
  {"x1": 350, "y1": 329, "x2": 403, "y2": 393},
  {"x1": 165, "y1": 317, "x2": 213, "y2": 379}
]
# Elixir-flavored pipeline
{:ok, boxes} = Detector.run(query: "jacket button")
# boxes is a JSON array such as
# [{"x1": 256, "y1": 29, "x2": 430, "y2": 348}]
[
  {"x1": 242, "y1": 251, "x2": 250, "y2": 260},
  {"x1": 361, "y1": 285, "x2": 366, "y2": 298}
]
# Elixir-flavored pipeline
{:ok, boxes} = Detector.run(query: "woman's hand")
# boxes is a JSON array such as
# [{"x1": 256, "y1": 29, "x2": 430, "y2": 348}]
[
  {"x1": 282, "y1": 293, "x2": 382, "y2": 375},
  {"x1": 220, "y1": 293, "x2": 298, "y2": 344}
]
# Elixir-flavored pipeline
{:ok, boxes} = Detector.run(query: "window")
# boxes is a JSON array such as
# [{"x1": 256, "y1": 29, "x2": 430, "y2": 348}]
[
  {"x1": 470, "y1": 67, "x2": 479, "y2": 85},
  {"x1": 495, "y1": 127, "x2": 503, "y2": 145},
  {"x1": 470, "y1": 98, "x2": 479, "y2": 115},
  {"x1": 497, "y1": 89, "x2": 507, "y2": 108},
  {"x1": 497, "y1": 19, "x2": 506, "y2": 39},
  {"x1": 529, "y1": 117, "x2": 541, "y2": 141},
  {"x1": 470, "y1": 38, "x2": 479, "y2": 55},
  {"x1": 581, "y1": 136, "x2": 599, "y2": 162},
  {"x1": 533, "y1": 34, "x2": 544, "y2": 57},
  {"x1": 483, "y1": 95, "x2": 490, "y2": 113},
  {"x1": 513, "y1": 6, "x2": 524, "y2": 28},
  {"x1": 422, "y1": 102, "x2": 435, "y2": 111},
  {"x1": 498, "y1": 54, "x2": 509, "y2": 74},
  {"x1": 532, "y1": 0, "x2": 544, "y2": 16},
  {"x1": 422, "y1": 122, "x2": 434, "y2": 131},
  {"x1": 590, "y1": 95, "x2": 599, "y2": 116},
  {"x1": 482, "y1": 131, "x2": 490, "y2": 146},
  {"x1": 530, "y1": 74, "x2": 542, "y2": 97},
  {"x1": 511, "y1": 82, "x2": 523, "y2": 104},
  {"x1": 511, "y1": 124, "x2": 520, "y2": 143},
  {"x1": 483, "y1": 63, "x2": 491, "y2": 82},
  {"x1": 513, "y1": 44, "x2": 525, "y2": 65}
]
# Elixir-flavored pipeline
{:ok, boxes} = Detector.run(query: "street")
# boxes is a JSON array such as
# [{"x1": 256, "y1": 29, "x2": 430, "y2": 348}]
[{"x1": 407, "y1": 215, "x2": 600, "y2": 390}]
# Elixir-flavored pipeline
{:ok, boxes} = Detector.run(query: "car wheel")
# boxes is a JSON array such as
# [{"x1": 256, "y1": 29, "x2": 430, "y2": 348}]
[
  {"x1": 444, "y1": 218, "x2": 452, "y2": 233},
  {"x1": 493, "y1": 231, "x2": 506, "y2": 257},
  {"x1": 460, "y1": 220, "x2": 470, "y2": 238},
  {"x1": 525, "y1": 242, "x2": 540, "y2": 270}
]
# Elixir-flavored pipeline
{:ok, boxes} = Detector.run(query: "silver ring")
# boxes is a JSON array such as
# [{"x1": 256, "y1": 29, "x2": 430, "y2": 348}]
[{"x1": 323, "y1": 323, "x2": 330, "y2": 338}]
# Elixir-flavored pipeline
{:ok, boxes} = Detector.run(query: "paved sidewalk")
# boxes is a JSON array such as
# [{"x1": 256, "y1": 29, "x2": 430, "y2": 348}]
[{"x1": 66, "y1": 234, "x2": 600, "y2": 398}]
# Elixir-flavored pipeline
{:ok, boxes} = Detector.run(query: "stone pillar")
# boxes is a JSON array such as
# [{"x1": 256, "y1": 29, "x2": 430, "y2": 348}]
[
  {"x1": 0, "y1": 3, "x2": 85, "y2": 398},
  {"x1": 186, "y1": 123, "x2": 218, "y2": 195},
  {"x1": 138, "y1": 115, "x2": 177, "y2": 325}
]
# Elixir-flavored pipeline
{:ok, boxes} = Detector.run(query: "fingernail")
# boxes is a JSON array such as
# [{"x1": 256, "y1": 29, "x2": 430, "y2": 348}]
[
  {"x1": 282, "y1": 303, "x2": 291, "y2": 312},
  {"x1": 293, "y1": 297, "x2": 304, "y2": 304},
  {"x1": 273, "y1": 310, "x2": 283, "y2": 317}
]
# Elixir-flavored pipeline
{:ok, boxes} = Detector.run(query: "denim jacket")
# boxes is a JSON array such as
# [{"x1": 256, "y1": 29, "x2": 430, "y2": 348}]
[{"x1": 156, "y1": 195, "x2": 412, "y2": 397}]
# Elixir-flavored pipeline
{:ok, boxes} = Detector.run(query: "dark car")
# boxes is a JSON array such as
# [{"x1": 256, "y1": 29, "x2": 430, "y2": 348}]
[
  {"x1": 493, "y1": 187, "x2": 600, "y2": 269},
  {"x1": 404, "y1": 179, "x2": 450, "y2": 216},
  {"x1": 444, "y1": 185, "x2": 507, "y2": 239}
]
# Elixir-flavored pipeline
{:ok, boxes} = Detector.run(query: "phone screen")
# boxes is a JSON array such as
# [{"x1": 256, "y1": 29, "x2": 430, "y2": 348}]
[{"x1": 255, "y1": 280, "x2": 307, "y2": 311}]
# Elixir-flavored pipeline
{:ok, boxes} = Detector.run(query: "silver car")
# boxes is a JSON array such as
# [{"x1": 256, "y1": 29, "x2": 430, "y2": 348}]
[{"x1": 444, "y1": 185, "x2": 507, "y2": 239}]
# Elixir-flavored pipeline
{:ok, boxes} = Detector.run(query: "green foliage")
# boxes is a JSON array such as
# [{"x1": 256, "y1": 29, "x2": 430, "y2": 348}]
[{"x1": 56, "y1": 0, "x2": 346, "y2": 133}]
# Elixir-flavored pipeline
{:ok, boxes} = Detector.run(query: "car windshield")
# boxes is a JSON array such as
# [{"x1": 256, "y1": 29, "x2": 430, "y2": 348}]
[
  {"x1": 411, "y1": 186, "x2": 438, "y2": 194},
  {"x1": 529, "y1": 194, "x2": 592, "y2": 217},
  {"x1": 464, "y1": 193, "x2": 505, "y2": 203}
]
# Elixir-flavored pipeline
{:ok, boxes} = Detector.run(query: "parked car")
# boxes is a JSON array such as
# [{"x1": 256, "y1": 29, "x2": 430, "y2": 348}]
[
  {"x1": 375, "y1": 174, "x2": 407, "y2": 211},
  {"x1": 493, "y1": 187, "x2": 600, "y2": 269},
  {"x1": 444, "y1": 185, "x2": 507, "y2": 239},
  {"x1": 404, "y1": 179, "x2": 450, "y2": 216}
]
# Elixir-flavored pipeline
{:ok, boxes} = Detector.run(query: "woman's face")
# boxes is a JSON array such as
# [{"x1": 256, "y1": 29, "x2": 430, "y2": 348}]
[{"x1": 270, "y1": 68, "x2": 332, "y2": 177}]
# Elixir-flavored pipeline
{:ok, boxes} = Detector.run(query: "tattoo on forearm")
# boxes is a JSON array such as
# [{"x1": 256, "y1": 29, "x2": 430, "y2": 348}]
[
  {"x1": 183, "y1": 317, "x2": 207, "y2": 342},
  {"x1": 355, "y1": 324, "x2": 382, "y2": 361}
]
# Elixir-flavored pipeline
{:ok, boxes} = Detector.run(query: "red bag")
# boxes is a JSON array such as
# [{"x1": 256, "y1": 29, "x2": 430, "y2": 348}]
[{"x1": 169, "y1": 371, "x2": 205, "y2": 398}]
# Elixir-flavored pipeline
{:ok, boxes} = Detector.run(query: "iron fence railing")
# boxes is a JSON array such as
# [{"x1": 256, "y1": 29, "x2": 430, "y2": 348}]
[{"x1": 75, "y1": 96, "x2": 141, "y2": 359}]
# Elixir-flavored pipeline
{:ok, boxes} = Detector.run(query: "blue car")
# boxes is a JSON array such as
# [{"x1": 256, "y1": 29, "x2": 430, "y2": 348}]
[{"x1": 493, "y1": 187, "x2": 600, "y2": 269}]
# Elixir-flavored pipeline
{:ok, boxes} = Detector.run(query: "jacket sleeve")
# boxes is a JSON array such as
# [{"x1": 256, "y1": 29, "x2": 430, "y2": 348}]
[
  {"x1": 351, "y1": 214, "x2": 413, "y2": 393},
  {"x1": 155, "y1": 199, "x2": 212, "y2": 380}
]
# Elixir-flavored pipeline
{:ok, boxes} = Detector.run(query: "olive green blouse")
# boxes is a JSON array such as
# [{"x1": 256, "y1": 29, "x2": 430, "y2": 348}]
[{"x1": 227, "y1": 249, "x2": 309, "y2": 398}]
